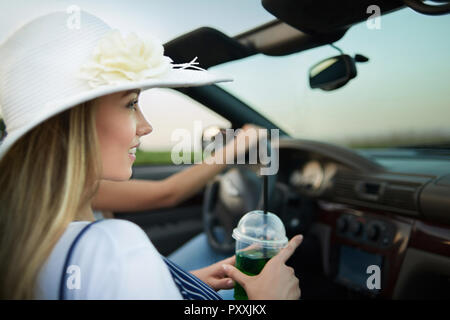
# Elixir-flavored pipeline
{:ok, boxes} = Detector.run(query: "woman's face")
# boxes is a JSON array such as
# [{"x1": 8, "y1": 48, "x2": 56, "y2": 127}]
[{"x1": 95, "y1": 89, "x2": 152, "y2": 180}]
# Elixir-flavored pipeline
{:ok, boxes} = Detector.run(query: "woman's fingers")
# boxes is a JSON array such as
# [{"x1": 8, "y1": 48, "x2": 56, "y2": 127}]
[
  {"x1": 222, "y1": 264, "x2": 250, "y2": 289},
  {"x1": 220, "y1": 236, "x2": 303, "y2": 299},
  {"x1": 220, "y1": 255, "x2": 236, "y2": 266},
  {"x1": 211, "y1": 277, "x2": 235, "y2": 291},
  {"x1": 275, "y1": 235, "x2": 303, "y2": 264}
]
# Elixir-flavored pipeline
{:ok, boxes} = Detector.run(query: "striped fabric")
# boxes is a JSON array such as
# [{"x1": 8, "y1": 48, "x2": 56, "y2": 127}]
[{"x1": 162, "y1": 257, "x2": 222, "y2": 300}]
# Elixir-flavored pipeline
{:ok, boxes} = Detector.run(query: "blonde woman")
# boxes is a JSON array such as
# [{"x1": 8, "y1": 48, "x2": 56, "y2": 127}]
[
  {"x1": 91, "y1": 123, "x2": 260, "y2": 215},
  {"x1": 0, "y1": 10, "x2": 302, "y2": 300}
]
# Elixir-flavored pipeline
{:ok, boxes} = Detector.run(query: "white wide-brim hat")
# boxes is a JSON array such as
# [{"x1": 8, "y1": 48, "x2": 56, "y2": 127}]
[{"x1": 0, "y1": 10, "x2": 232, "y2": 161}]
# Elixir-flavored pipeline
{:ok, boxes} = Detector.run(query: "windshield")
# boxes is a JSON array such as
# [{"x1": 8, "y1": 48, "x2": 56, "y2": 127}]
[{"x1": 211, "y1": 9, "x2": 450, "y2": 149}]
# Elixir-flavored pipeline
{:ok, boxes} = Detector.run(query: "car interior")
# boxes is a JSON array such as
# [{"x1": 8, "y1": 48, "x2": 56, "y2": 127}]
[{"x1": 103, "y1": 0, "x2": 450, "y2": 300}]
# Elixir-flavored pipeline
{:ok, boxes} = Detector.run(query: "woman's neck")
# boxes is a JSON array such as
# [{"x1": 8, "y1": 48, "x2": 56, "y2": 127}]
[{"x1": 74, "y1": 203, "x2": 95, "y2": 222}]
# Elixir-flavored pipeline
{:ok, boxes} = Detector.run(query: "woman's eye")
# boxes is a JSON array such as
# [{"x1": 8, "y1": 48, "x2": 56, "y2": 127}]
[{"x1": 127, "y1": 100, "x2": 138, "y2": 110}]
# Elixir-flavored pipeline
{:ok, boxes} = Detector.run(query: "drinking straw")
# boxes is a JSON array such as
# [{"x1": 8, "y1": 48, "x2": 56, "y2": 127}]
[
  {"x1": 262, "y1": 129, "x2": 270, "y2": 256},
  {"x1": 264, "y1": 175, "x2": 268, "y2": 215},
  {"x1": 263, "y1": 128, "x2": 270, "y2": 216}
]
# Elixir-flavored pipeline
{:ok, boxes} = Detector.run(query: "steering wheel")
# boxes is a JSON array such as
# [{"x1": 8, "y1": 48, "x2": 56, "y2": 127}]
[{"x1": 202, "y1": 163, "x2": 277, "y2": 254}]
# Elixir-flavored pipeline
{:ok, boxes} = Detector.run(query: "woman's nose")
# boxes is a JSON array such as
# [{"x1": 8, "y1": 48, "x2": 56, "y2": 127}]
[{"x1": 136, "y1": 111, "x2": 153, "y2": 136}]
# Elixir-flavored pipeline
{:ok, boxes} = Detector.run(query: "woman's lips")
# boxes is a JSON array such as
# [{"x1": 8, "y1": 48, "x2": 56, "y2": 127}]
[{"x1": 128, "y1": 147, "x2": 137, "y2": 162}]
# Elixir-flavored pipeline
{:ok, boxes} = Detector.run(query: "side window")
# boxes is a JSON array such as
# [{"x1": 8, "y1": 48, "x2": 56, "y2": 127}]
[{"x1": 135, "y1": 88, "x2": 231, "y2": 165}]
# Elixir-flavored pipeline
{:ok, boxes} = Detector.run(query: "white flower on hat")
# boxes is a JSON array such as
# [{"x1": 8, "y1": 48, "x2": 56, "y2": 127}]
[{"x1": 78, "y1": 30, "x2": 173, "y2": 88}]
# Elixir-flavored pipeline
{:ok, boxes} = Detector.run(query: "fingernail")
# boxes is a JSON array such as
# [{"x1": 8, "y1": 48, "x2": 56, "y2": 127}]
[
  {"x1": 227, "y1": 279, "x2": 233, "y2": 286},
  {"x1": 222, "y1": 264, "x2": 229, "y2": 271}
]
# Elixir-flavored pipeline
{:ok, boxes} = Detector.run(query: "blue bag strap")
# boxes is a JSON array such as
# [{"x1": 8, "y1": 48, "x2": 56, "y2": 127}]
[
  {"x1": 162, "y1": 256, "x2": 222, "y2": 300},
  {"x1": 59, "y1": 219, "x2": 104, "y2": 300}
]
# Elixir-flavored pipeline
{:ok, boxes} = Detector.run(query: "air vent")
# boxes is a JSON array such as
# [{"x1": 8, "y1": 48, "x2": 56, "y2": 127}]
[
  {"x1": 382, "y1": 184, "x2": 418, "y2": 212},
  {"x1": 333, "y1": 172, "x2": 360, "y2": 199},
  {"x1": 332, "y1": 172, "x2": 421, "y2": 215}
]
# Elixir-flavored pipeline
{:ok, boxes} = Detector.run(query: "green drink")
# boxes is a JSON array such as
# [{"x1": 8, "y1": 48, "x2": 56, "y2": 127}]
[
  {"x1": 233, "y1": 248, "x2": 278, "y2": 300},
  {"x1": 231, "y1": 210, "x2": 288, "y2": 300}
]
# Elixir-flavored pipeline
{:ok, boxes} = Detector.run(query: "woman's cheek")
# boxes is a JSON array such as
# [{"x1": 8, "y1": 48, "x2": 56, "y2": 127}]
[{"x1": 126, "y1": 115, "x2": 138, "y2": 144}]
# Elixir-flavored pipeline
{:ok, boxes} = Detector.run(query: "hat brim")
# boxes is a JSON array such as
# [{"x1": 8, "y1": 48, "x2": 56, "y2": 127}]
[{"x1": 0, "y1": 68, "x2": 232, "y2": 161}]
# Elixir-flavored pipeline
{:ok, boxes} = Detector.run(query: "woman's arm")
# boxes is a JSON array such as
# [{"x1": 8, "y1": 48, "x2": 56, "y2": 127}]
[
  {"x1": 92, "y1": 124, "x2": 260, "y2": 213},
  {"x1": 92, "y1": 178, "x2": 177, "y2": 212},
  {"x1": 92, "y1": 159, "x2": 227, "y2": 212}
]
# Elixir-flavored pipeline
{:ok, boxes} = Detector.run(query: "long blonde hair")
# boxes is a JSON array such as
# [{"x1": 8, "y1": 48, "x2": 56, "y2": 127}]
[{"x1": 0, "y1": 99, "x2": 101, "y2": 299}]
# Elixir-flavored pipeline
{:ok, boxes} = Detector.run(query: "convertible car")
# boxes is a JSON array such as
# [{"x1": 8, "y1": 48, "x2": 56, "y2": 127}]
[{"x1": 100, "y1": 0, "x2": 450, "y2": 299}]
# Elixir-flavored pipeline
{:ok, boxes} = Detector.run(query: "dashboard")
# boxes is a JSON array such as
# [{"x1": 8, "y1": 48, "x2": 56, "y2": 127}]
[
  {"x1": 289, "y1": 160, "x2": 337, "y2": 197},
  {"x1": 273, "y1": 138, "x2": 450, "y2": 299}
]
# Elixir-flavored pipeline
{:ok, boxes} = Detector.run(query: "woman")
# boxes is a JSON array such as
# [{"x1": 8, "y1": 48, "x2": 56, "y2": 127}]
[
  {"x1": 91, "y1": 123, "x2": 263, "y2": 300},
  {"x1": 0, "y1": 10, "x2": 302, "y2": 300},
  {"x1": 91, "y1": 123, "x2": 260, "y2": 216}
]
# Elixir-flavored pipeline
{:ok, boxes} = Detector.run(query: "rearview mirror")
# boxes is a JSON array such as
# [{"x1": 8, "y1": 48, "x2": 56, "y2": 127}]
[{"x1": 309, "y1": 54, "x2": 357, "y2": 91}]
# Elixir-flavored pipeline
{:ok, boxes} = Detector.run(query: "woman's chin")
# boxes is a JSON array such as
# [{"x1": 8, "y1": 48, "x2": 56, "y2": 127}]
[{"x1": 101, "y1": 168, "x2": 133, "y2": 181}]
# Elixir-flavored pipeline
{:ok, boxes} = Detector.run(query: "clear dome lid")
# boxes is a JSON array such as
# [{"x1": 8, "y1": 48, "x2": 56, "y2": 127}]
[{"x1": 232, "y1": 210, "x2": 288, "y2": 248}]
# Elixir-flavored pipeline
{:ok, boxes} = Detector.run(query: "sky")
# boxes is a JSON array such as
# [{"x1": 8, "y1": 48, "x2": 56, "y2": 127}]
[
  {"x1": 1, "y1": 1, "x2": 449, "y2": 149},
  {"x1": 0, "y1": 0, "x2": 274, "y2": 40},
  {"x1": 211, "y1": 8, "x2": 450, "y2": 146}
]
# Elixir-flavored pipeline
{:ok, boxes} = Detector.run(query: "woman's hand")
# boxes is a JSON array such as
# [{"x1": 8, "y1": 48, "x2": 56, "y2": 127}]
[
  {"x1": 222, "y1": 235, "x2": 303, "y2": 300},
  {"x1": 223, "y1": 123, "x2": 264, "y2": 163},
  {"x1": 190, "y1": 256, "x2": 236, "y2": 291}
]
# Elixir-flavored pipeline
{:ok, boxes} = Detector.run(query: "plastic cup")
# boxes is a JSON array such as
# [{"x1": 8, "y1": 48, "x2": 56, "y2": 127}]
[{"x1": 231, "y1": 210, "x2": 288, "y2": 300}]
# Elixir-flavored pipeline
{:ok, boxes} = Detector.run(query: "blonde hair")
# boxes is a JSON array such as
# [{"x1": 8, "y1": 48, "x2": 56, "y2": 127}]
[{"x1": 0, "y1": 100, "x2": 101, "y2": 299}]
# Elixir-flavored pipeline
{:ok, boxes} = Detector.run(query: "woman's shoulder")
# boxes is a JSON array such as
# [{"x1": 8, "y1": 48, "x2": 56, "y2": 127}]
[
  {"x1": 87, "y1": 218, "x2": 152, "y2": 251},
  {"x1": 68, "y1": 218, "x2": 160, "y2": 266},
  {"x1": 69, "y1": 219, "x2": 180, "y2": 299},
  {"x1": 40, "y1": 219, "x2": 157, "y2": 276},
  {"x1": 36, "y1": 219, "x2": 180, "y2": 299}
]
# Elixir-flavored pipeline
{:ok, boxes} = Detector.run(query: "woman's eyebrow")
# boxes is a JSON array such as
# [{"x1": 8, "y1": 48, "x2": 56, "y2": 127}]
[{"x1": 121, "y1": 89, "x2": 140, "y2": 98}]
